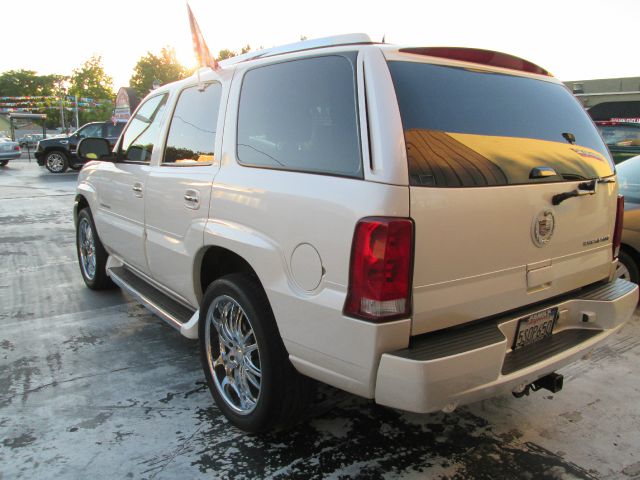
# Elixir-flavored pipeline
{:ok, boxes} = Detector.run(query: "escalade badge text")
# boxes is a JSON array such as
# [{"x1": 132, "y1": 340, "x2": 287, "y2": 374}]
[
  {"x1": 532, "y1": 210, "x2": 555, "y2": 247},
  {"x1": 583, "y1": 235, "x2": 609, "y2": 247}
]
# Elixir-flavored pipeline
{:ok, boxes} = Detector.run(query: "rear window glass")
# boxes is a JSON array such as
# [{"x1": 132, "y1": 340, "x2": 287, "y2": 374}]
[{"x1": 388, "y1": 61, "x2": 614, "y2": 187}]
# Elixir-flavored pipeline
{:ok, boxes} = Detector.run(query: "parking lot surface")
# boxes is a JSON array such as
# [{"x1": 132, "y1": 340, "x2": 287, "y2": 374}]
[{"x1": 1, "y1": 158, "x2": 640, "y2": 479}]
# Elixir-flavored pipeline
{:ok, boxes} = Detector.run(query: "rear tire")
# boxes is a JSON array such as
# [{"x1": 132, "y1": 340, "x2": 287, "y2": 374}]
[
  {"x1": 199, "y1": 273, "x2": 314, "y2": 433},
  {"x1": 45, "y1": 151, "x2": 68, "y2": 173},
  {"x1": 0, "y1": 160, "x2": 7, "y2": 167},
  {"x1": 76, "y1": 208, "x2": 115, "y2": 290},
  {"x1": 617, "y1": 249, "x2": 639, "y2": 284}
]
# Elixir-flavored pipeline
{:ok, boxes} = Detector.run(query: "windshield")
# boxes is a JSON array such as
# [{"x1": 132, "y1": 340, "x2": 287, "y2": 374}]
[
  {"x1": 597, "y1": 125, "x2": 640, "y2": 147},
  {"x1": 388, "y1": 61, "x2": 614, "y2": 187},
  {"x1": 617, "y1": 156, "x2": 640, "y2": 203}
]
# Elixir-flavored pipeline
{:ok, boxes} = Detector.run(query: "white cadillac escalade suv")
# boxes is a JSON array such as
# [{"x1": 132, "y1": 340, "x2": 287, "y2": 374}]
[{"x1": 74, "y1": 34, "x2": 638, "y2": 432}]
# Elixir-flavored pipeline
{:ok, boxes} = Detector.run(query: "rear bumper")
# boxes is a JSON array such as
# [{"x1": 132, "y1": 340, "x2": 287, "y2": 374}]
[{"x1": 375, "y1": 278, "x2": 638, "y2": 413}]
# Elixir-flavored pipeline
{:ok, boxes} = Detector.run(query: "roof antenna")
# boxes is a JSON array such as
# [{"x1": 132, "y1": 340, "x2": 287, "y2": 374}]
[{"x1": 381, "y1": 34, "x2": 386, "y2": 44}]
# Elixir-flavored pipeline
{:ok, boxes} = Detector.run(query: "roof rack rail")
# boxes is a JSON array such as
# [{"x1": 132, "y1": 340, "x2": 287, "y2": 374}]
[{"x1": 220, "y1": 33, "x2": 374, "y2": 66}]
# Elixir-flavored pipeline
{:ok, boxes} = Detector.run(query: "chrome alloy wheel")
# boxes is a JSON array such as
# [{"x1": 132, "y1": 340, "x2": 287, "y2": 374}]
[
  {"x1": 46, "y1": 152, "x2": 65, "y2": 172},
  {"x1": 78, "y1": 218, "x2": 96, "y2": 280},
  {"x1": 205, "y1": 295, "x2": 262, "y2": 415},
  {"x1": 616, "y1": 260, "x2": 631, "y2": 281}
]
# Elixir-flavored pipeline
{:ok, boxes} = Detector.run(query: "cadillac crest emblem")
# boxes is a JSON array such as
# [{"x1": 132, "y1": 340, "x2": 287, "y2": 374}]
[{"x1": 532, "y1": 210, "x2": 555, "y2": 247}]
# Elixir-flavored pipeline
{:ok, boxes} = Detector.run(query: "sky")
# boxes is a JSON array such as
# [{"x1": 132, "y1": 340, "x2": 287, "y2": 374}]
[{"x1": 2, "y1": 0, "x2": 638, "y2": 88}]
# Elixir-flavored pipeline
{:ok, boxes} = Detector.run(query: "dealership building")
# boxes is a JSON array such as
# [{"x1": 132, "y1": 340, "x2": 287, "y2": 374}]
[{"x1": 564, "y1": 76, "x2": 640, "y2": 122}]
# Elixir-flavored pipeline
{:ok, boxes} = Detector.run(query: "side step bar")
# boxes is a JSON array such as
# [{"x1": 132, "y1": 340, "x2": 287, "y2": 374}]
[{"x1": 108, "y1": 266, "x2": 199, "y2": 338}]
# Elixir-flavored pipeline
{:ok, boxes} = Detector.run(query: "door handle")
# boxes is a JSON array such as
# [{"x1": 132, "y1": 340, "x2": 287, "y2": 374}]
[
  {"x1": 132, "y1": 182, "x2": 143, "y2": 197},
  {"x1": 184, "y1": 189, "x2": 200, "y2": 209}
]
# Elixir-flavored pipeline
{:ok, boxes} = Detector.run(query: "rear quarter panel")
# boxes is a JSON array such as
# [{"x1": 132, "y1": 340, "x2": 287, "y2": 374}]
[{"x1": 203, "y1": 54, "x2": 411, "y2": 396}]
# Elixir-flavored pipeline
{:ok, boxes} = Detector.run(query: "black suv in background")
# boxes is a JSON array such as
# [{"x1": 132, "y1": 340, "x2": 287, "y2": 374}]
[{"x1": 35, "y1": 121, "x2": 125, "y2": 173}]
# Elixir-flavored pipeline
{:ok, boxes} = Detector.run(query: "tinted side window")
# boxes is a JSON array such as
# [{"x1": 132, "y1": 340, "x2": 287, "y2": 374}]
[
  {"x1": 78, "y1": 124, "x2": 102, "y2": 138},
  {"x1": 120, "y1": 94, "x2": 168, "y2": 163},
  {"x1": 104, "y1": 122, "x2": 125, "y2": 138},
  {"x1": 237, "y1": 54, "x2": 362, "y2": 178},
  {"x1": 163, "y1": 82, "x2": 221, "y2": 165}
]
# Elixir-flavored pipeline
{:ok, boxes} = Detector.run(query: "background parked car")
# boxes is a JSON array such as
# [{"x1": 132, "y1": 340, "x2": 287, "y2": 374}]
[
  {"x1": 35, "y1": 121, "x2": 125, "y2": 173},
  {"x1": 0, "y1": 138, "x2": 21, "y2": 166},
  {"x1": 19, "y1": 134, "x2": 45, "y2": 149},
  {"x1": 615, "y1": 154, "x2": 640, "y2": 282},
  {"x1": 595, "y1": 121, "x2": 640, "y2": 164}
]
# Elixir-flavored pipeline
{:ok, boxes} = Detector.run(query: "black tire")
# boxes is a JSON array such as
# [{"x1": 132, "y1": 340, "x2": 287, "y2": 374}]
[
  {"x1": 0, "y1": 160, "x2": 7, "y2": 167},
  {"x1": 617, "y1": 249, "x2": 639, "y2": 284},
  {"x1": 199, "y1": 273, "x2": 314, "y2": 433},
  {"x1": 75, "y1": 208, "x2": 115, "y2": 290},
  {"x1": 45, "y1": 151, "x2": 68, "y2": 173}
]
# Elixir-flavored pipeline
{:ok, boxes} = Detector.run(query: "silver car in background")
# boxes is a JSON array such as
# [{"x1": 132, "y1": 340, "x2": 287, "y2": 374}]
[
  {"x1": 616, "y1": 155, "x2": 640, "y2": 283},
  {"x1": 0, "y1": 138, "x2": 21, "y2": 167}
]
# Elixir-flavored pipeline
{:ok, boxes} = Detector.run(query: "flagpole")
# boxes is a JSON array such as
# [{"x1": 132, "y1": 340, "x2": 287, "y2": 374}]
[{"x1": 187, "y1": 1, "x2": 220, "y2": 74}]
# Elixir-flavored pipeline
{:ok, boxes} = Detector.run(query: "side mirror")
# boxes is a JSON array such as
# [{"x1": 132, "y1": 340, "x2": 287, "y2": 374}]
[{"x1": 77, "y1": 137, "x2": 115, "y2": 161}]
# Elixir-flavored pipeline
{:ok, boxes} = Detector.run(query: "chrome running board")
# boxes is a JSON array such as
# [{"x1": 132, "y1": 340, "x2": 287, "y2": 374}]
[{"x1": 108, "y1": 266, "x2": 196, "y2": 334}]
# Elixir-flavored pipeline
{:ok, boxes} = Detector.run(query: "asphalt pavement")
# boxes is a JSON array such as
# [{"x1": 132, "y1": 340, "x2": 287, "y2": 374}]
[{"x1": 1, "y1": 157, "x2": 639, "y2": 479}]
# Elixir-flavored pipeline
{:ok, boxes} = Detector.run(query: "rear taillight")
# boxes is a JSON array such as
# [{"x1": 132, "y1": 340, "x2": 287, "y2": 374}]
[
  {"x1": 14, "y1": 146, "x2": 20, "y2": 151},
  {"x1": 613, "y1": 195, "x2": 624, "y2": 259},
  {"x1": 344, "y1": 217, "x2": 414, "y2": 322}
]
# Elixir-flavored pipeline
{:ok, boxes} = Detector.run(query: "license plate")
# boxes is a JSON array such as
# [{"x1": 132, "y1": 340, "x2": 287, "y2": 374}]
[
  {"x1": 1, "y1": 145, "x2": 10, "y2": 151},
  {"x1": 512, "y1": 307, "x2": 558, "y2": 350}
]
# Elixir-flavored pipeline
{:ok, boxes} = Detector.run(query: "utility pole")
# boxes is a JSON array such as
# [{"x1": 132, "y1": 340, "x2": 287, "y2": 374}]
[
  {"x1": 59, "y1": 96, "x2": 65, "y2": 132},
  {"x1": 75, "y1": 95, "x2": 80, "y2": 130}
]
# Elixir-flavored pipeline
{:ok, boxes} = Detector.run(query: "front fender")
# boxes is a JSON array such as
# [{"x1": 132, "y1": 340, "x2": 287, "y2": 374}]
[{"x1": 74, "y1": 172, "x2": 98, "y2": 224}]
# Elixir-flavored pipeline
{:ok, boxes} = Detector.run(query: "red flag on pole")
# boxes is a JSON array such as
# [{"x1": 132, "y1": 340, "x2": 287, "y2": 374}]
[{"x1": 187, "y1": 2, "x2": 219, "y2": 70}]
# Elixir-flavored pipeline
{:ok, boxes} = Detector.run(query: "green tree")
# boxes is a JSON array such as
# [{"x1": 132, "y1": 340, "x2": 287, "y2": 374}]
[
  {"x1": 216, "y1": 49, "x2": 237, "y2": 61},
  {"x1": 69, "y1": 55, "x2": 115, "y2": 125},
  {"x1": 0, "y1": 70, "x2": 66, "y2": 97},
  {"x1": 43, "y1": 76, "x2": 70, "y2": 129},
  {"x1": 129, "y1": 47, "x2": 189, "y2": 98},
  {"x1": 0, "y1": 70, "x2": 40, "y2": 96},
  {"x1": 0, "y1": 70, "x2": 69, "y2": 128}
]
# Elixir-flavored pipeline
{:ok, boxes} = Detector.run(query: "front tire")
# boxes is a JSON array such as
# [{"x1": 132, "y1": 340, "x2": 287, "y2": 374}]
[
  {"x1": 76, "y1": 208, "x2": 114, "y2": 290},
  {"x1": 45, "y1": 151, "x2": 68, "y2": 173},
  {"x1": 199, "y1": 273, "x2": 314, "y2": 432},
  {"x1": 617, "y1": 249, "x2": 639, "y2": 284}
]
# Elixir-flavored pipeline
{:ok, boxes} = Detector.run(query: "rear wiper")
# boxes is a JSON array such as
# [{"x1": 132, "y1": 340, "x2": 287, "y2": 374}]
[
  {"x1": 562, "y1": 132, "x2": 576, "y2": 144},
  {"x1": 552, "y1": 179, "x2": 597, "y2": 205},
  {"x1": 557, "y1": 172, "x2": 587, "y2": 181}
]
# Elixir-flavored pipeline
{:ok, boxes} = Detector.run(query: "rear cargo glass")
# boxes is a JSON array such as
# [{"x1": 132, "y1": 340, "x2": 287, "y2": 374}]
[{"x1": 388, "y1": 61, "x2": 614, "y2": 187}]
